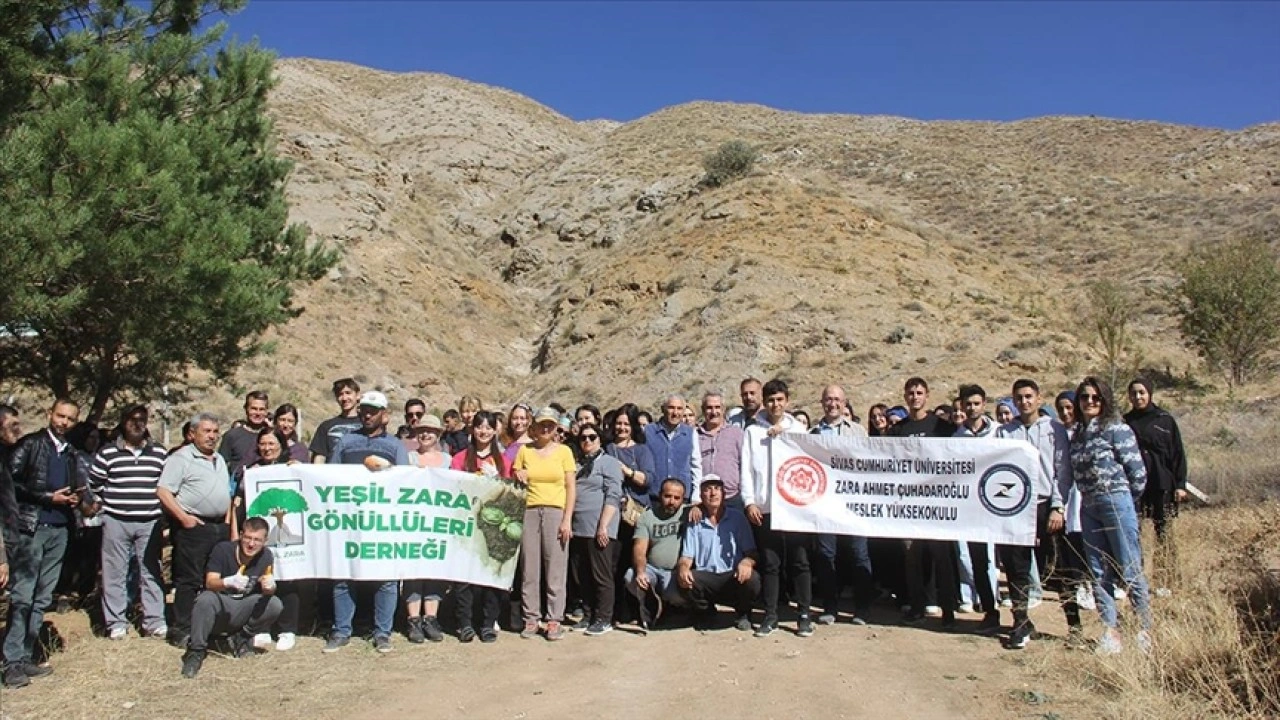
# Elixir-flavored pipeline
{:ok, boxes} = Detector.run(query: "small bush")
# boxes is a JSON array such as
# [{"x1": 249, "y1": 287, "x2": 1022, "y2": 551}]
[{"x1": 701, "y1": 140, "x2": 759, "y2": 187}]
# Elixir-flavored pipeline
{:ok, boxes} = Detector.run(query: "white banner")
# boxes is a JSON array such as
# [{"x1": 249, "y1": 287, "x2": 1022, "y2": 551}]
[
  {"x1": 242, "y1": 464, "x2": 526, "y2": 588},
  {"x1": 770, "y1": 434, "x2": 1040, "y2": 545}
]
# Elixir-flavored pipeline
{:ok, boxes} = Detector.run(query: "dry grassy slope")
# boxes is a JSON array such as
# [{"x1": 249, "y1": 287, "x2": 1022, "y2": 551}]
[{"x1": 206, "y1": 58, "x2": 1279, "y2": 426}]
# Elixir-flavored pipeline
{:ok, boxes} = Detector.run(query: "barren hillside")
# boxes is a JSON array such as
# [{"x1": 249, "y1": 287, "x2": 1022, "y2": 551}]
[{"x1": 214, "y1": 58, "x2": 1279, "y2": 426}]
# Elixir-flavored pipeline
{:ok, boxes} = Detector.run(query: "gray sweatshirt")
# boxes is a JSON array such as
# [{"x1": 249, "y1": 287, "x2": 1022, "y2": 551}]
[
  {"x1": 571, "y1": 452, "x2": 624, "y2": 539},
  {"x1": 995, "y1": 415, "x2": 1071, "y2": 508}
]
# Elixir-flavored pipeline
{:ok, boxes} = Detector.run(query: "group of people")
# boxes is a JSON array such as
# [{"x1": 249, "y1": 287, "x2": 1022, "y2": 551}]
[{"x1": 0, "y1": 370, "x2": 1187, "y2": 685}]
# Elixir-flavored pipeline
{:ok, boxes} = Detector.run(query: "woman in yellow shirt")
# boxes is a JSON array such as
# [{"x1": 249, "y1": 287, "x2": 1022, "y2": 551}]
[{"x1": 513, "y1": 407, "x2": 577, "y2": 641}]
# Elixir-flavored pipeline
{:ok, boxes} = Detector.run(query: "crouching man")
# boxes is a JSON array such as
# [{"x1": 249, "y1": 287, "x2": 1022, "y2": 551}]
[
  {"x1": 182, "y1": 517, "x2": 281, "y2": 678},
  {"x1": 675, "y1": 475, "x2": 760, "y2": 631},
  {"x1": 625, "y1": 478, "x2": 690, "y2": 633}
]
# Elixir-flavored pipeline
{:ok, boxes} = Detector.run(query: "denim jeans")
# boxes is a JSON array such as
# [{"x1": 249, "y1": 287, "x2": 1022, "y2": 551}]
[
  {"x1": 4, "y1": 525, "x2": 69, "y2": 666},
  {"x1": 1082, "y1": 490, "x2": 1152, "y2": 629},
  {"x1": 332, "y1": 580, "x2": 399, "y2": 639}
]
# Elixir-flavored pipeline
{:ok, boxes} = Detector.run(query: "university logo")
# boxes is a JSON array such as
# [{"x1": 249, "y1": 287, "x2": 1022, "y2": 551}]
[
  {"x1": 776, "y1": 456, "x2": 828, "y2": 507},
  {"x1": 977, "y1": 463, "x2": 1032, "y2": 518}
]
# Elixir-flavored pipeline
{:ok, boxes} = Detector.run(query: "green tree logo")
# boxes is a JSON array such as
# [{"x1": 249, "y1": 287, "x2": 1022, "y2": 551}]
[{"x1": 248, "y1": 488, "x2": 309, "y2": 547}]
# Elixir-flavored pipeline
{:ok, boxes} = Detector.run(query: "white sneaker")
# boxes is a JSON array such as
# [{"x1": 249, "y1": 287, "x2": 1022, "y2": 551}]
[
  {"x1": 1076, "y1": 585, "x2": 1097, "y2": 611},
  {"x1": 1000, "y1": 598, "x2": 1013, "y2": 608},
  {"x1": 1114, "y1": 587, "x2": 1128, "y2": 601},
  {"x1": 956, "y1": 603, "x2": 975, "y2": 614},
  {"x1": 252, "y1": 633, "x2": 273, "y2": 649},
  {"x1": 1095, "y1": 632, "x2": 1123, "y2": 656},
  {"x1": 147, "y1": 624, "x2": 168, "y2": 639},
  {"x1": 109, "y1": 627, "x2": 127, "y2": 640},
  {"x1": 275, "y1": 632, "x2": 296, "y2": 651},
  {"x1": 923, "y1": 605, "x2": 943, "y2": 618}
]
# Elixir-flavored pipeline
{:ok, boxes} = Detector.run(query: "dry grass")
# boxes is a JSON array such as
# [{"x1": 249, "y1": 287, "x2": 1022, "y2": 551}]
[{"x1": 1037, "y1": 504, "x2": 1279, "y2": 719}]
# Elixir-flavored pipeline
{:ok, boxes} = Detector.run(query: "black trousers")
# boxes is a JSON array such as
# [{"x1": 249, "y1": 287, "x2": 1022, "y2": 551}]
[
  {"x1": 683, "y1": 569, "x2": 761, "y2": 616},
  {"x1": 569, "y1": 536, "x2": 620, "y2": 625},
  {"x1": 906, "y1": 539, "x2": 958, "y2": 615},
  {"x1": 754, "y1": 515, "x2": 812, "y2": 620},
  {"x1": 816, "y1": 534, "x2": 875, "y2": 616},
  {"x1": 169, "y1": 521, "x2": 227, "y2": 635},
  {"x1": 274, "y1": 579, "x2": 317, "y2": 635},
  {"x1": 612, "y1": 521, "x2": 637, "y2": 622},
  {"x1": 454, "y1": 583, "x2": 506, "y2": 630},
  {"x1": 997, "y1": 500, "x2": 1052, "y2": 627},
  {"x1": 966, "y1": 541, "x2": 997, "y2": 614}
]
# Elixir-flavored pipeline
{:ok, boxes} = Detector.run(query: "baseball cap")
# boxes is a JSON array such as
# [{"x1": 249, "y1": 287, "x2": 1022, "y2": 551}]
[
  {"x1": 358, "y1": 391, "x2": 389, "y2": 409},
  {"x1": 532, "y1": 406, "x2": 560, "y2": 425},
  {"x1": 700, "y1": 473, "x2": 724, "y2": 487}
]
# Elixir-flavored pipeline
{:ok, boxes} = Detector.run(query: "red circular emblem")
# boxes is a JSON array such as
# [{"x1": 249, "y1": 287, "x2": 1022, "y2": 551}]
[{"x1": 776, "y1": 456, "x2": 828, "y2": 507}]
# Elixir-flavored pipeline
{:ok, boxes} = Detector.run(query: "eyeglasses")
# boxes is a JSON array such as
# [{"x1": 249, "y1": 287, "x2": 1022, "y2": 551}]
[
  {"x1": 1078, "y1": 393, "x2": 1102, "y2": 403},
  {"x1": 579, "y1": 434, "x2": 599, "y2": 442}
]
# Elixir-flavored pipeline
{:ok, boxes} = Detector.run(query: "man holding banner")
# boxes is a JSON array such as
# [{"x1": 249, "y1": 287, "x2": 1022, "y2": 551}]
[
  {"x1": 323, "y1": 391, "x2": 410, "y2": 654},
  {"x1": 994, "y1": 379, "x2": 1071, "y2": 650},
  {"x1": 740, "y1": 379, "x2": 812, "y2": 638}
]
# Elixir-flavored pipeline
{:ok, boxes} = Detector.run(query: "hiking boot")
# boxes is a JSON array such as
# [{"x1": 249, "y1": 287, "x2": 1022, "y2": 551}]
[
  {"x1": 571, "y1": 617, "x2": 591, "y2": 631},
  {"x1": 166, "y1": 630, "x2": 190, "y2": 649},
  {"x1": 1007, "y1": 622, "x2": 1032, "y2": 650},
  {"x1": 20, "y1": 663, "x2": 52, "y2": 679},
  {"x1": 322, "y1": 634, "x2": 350, "y2": 653},
  {"x1": 941, "y1": 612, "x2": 958, "y2": 631},
  {"x1": 423, "y1": 616, "x2": 445, "y2": 643},
  {"x1": 1065, "y1": 626, "x2": 1087, "y2": 650},
  {"x1": 734, "y1": 614, "x2": 754, "y2": 632},
  {"x1": 977, "y1": 612, "x2": 1002, "y2": 636},
  {"x1": 180, "y1": 650, "x2": 205, "y2": 679},
  {"x1": 373, "y1": 635, "x2": 392, "y2": 653},
  {"x1": 584, "y1": 620, "x2": 613, "y2": 637},
  {"x1": 544, "y1": 621, "x2": 564, "y2": 641},
  {"x1": 2, "y1": 664, "x2": 30, "y2": 689},
  {"x1": 406, "y1": 617, "x2": 426, "y2": 644},
  {"x1": 520, "y1": 622, "x2": 540, "y2": 639},
  {"x1": 458, "y1": 626, "x2": 477, "y2": 643},
  {"x1": 230, "y1": 632, "x2": 255, "y2": 659},
  {"x1": 903, "y1": 610, "x2": 926, "y2": 626},
  {"x1": 754, "y1": 618, "x2": 777, "y2": 638},
  {"x1": 796, "y1": 616, "x2": 815, "y2": 638},
  {"x1": 479, "y1": 628, "x2": 498, "y2": 644}
]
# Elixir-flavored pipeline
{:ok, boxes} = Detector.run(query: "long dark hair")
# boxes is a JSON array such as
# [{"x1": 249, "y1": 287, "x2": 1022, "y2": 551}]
[
  {"x1": 463, "y1": 410, "x2": 508, "y2": 476},
  {"x1": 274, "y1": 403, "x2": 300, "y2": 442},
  {"x1": 867, "y1": 403, "x2": 889, "y2": 436},
  {"x1": 613, "y1": 403, "x2": 647, "y2": 444},
  {"x1": 1073, "y1": 376, "x2": 1121, "y2": 436}
]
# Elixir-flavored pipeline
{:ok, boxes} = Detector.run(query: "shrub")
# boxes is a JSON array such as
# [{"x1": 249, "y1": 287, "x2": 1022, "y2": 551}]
[
  {"x1": 1176, "y1": 233, "x2": 1280, "y2": 387},
  {"x1": 701, "y1": 140, "x2": 758, "y2": 187},
  {"x1": 1085, "y1": 279, "x2": 1139, "y2": 389}
]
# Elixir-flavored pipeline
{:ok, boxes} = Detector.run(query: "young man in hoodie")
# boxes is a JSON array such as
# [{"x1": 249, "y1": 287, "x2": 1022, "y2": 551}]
[
  {"x1": 994, "y1": 379, "x2": 1072, "y2": 649},
  {"x1": 953, "y1": 385, "x2": 1001, "y2": 633},
  {"x1": 740, "y1": 379, "x2": 811, "y2": 638}
]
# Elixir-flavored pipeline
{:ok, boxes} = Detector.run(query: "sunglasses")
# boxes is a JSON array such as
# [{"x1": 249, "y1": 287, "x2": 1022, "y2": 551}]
[
  {"x1": 1078, "y1": 393, "x2": 1102, "y2": 403},
  {"x1": 406, "y1": 411, "x2": 424, "y2": 419},
  {"x1": 579, "y1": 434, "x2": 599, "y2": 442}
]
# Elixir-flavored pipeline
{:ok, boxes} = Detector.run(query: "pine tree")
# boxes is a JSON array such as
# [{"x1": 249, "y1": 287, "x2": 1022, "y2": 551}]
[{"x1": 0, "y1": 0, "x2": 338, "y2": 420}]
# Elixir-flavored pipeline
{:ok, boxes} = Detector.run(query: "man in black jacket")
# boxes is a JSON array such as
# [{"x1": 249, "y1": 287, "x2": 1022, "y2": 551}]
[
  {"x1": 0, "y1": 405, "x2": 23, "y2": 589},
  {"x1": 3, "y1": 398, "x2": 95, "y2": 688}
]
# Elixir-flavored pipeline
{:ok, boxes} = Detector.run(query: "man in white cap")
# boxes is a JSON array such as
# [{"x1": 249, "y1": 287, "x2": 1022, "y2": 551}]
[{"x1": 324, "y1": 391, "x2": 409, "y2": 654}]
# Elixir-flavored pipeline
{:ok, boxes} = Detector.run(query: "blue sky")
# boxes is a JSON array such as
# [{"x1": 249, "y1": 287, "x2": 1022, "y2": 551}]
[{"x1": 218, "y1": 1, "x2": 1279, "y2": 130}]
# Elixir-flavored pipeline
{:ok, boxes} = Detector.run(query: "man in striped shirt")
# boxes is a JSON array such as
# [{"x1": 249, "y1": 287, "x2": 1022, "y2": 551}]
[{"x1": 89, "y1": 405, "x2": 169, "y2": 640}]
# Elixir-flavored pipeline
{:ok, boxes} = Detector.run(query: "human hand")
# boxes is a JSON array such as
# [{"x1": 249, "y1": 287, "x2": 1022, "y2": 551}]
[
  {"x1": 260, "y1": 575, "x2": 276, "y2": 592},
  {"x1": 1174, "y1": 488, "x2": 1188, "y2": 503},
  {"x1": 222, "y1": 574, "x2": 250, "y2": 592},
  {"x1": 595, "y1": 527, "x2": 609, "y2": 549},
  {"x1": 766, "y1": 424, "x2": 784, "y2": 438},
  {"x1": 557, "y1": 521, "x2": 572, "y2": 546},
  {"x1": 514, "y1": 469, "x2": 529, "y2": 485},
  {"x1": 180, "y1": 513, "x2": 204, "y2": 529},
  {"x1": 688, "y1": 504, "x2": 704, "y2": 524},
  {"x1": 1047, "y1": 511, "x2": 1065, "y2": 534},
  {"x1": 634, "y1": 570, "x2": 651, "y2": 591},
  {"x1": 0, "y1": 561, "x2": 8, "y2": 587},
  {"x1": 51, "y1": 487, "x2": 77, "y2": 506},
  {"x1": 745, "y1": 504, "x2": 763, "y2": 526},
  {"x1": 735, "y1": 560, "x2": 754, "y2": 584},
  {"x1": 677, "y1": 566, "x2": 694, "y2": 589}
]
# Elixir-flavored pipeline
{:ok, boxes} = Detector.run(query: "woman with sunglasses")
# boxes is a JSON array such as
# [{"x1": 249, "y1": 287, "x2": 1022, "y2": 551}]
[
  {"x1": 273, "y1": 404, "x2": 311, "y2": 464},
  {"x1": 1069, "y1": 376, "x2": 1152, "y2": 655},
  {"x1": 449, "y1": 410, "x2": 511, "y2": 643},
  {"x1": 512, "y1": 407, "x2": 577, "y2": 641},
  {"x1": 568, "y1": 423, "x2": 624, "y2": 636}
]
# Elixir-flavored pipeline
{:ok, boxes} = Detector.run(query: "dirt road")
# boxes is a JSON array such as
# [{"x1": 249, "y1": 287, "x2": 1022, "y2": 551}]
[{"x1": 0, "y1": 604, "x2": 1083, "y2": 720}]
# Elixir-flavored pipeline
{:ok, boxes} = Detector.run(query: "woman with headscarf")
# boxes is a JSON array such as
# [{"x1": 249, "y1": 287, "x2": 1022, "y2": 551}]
[
  {"x1": 1123, "y1": 379, "x2": 1188, "y2": 543},
  {"x1": 1069, "y1": 376, "x2": 1152, "y2": 655}
]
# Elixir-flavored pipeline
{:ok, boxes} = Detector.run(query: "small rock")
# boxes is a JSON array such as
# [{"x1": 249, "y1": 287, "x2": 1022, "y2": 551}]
[{"x1": 636, "y1": 195, "x2": 661, "y2": 213}]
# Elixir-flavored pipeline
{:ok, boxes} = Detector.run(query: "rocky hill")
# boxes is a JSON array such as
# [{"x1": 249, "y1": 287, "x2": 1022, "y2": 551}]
[{"x1": 215, "y1": 58, "x2": 1280, "y2": 426}]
